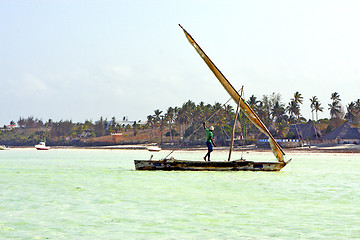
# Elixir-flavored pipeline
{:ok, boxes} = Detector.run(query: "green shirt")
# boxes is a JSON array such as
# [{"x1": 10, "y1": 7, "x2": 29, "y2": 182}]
[{"x1": 205, "y1": 128, "x2": 213, "y2": 142}]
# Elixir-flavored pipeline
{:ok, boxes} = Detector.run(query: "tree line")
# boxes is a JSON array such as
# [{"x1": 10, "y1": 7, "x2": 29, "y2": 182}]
[
  {"x1": 146, "y1": 91, "x2": 359, "y2": 144},
  {"x1": 1, "y1": 91, "x2": 359, "y2": 146}
]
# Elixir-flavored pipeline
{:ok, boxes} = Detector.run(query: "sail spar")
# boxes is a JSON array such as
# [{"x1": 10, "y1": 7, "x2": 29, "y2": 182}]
[{"x1": 179, "y1": 24, "x2": 285, "y2": 162}]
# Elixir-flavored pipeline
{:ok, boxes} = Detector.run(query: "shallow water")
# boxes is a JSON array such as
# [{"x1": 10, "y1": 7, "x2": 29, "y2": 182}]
[{"x1": 0, "y1": 149, "x2": 359, "y2": 239}]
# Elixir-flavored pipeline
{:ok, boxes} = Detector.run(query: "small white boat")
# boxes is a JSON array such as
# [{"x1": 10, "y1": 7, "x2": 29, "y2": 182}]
[
  {"x1": 35, "y1": 142, "x2": 50, "y2": 150},
  {"x1": 0, "y1": 145, "x2": 10, "y2": 150},
  {"x1": 147, "y1": 146, "x2": 161, "y2": 152}
]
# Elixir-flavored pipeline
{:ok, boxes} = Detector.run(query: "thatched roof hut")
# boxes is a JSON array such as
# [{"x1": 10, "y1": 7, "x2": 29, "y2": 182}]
[
  {"x1": 288, "y1": 121, "x2": 322, "y2": 140},
  {"x1": 323, "y1": 122, "x2": 360, "y2": 141}
]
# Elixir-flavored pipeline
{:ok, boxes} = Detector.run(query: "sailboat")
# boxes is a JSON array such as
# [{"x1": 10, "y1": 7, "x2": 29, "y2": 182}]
[{"x1": 134, "y1": 25, "x2": 291, "y2": 171}]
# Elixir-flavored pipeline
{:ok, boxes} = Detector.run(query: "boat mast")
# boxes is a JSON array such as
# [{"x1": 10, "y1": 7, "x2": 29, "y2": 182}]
[
  {"x1": 228, "y1": 86, "x2": 243, "y2": 161},
  {"x1": 179, "y1": 24, "x2": 285, "y2": 163}
]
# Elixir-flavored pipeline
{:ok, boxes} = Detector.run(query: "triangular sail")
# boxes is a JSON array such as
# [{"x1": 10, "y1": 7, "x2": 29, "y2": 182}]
[{"x1": 179, "y1": 24, "x2": 285, "y2": 162}]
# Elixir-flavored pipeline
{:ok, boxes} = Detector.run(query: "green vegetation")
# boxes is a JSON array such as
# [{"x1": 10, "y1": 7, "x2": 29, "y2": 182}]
[{"x1": 1, "y1": 92, "x2": 359, "y2": 147}]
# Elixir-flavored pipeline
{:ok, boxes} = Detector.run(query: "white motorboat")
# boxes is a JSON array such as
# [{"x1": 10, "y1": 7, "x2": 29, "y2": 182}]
[
  {"x1": 0, "y1": 145, "x2": 10, "y2": 150},
  {"x1": 35, "y1": 142, "x2": 50, "y2": 150},
  {"x1": 147, "y1": 146, "x2": 161, "y2": 152}
]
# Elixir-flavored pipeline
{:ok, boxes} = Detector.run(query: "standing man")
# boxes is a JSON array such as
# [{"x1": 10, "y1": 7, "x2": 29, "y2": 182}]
[{"x1": 203, "y1": 122, "x2": 216, "y2": 161}]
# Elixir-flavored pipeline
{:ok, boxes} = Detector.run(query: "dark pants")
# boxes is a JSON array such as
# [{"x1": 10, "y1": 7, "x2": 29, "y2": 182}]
[
  {"x1": 204, "y1": 142, "x2": 213, "y2": 161},
  {"x1": 206, "y1": 142, "x2": 213, "y2": 152}
]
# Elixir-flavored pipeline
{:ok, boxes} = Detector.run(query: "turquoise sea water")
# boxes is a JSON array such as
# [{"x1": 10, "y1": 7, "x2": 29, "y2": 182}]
[{"x1": 0, "y1": 149, "x2": 359, "y2": 239}]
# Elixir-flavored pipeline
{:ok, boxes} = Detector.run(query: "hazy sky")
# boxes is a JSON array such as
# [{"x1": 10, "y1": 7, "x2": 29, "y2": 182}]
[{"x1": 1, "y1": 0, "x2": 360, "y2": 126}]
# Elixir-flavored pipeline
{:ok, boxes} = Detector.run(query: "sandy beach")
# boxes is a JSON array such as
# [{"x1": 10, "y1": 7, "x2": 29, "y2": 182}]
[
  {"x1": 6, "y1": 143, "x2": 360, "y2": 154},
  {"x1": 81, "y1": 144, "x2": 360, "y2": 154},
  {"x1": 232, "y1": 144, "x2": 360, "y2": 154}
]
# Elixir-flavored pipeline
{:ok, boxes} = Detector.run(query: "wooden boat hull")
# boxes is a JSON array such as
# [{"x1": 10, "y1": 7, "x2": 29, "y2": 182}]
[{"x1": 134, "y1": 159, "x2": 290, "y2": 171}]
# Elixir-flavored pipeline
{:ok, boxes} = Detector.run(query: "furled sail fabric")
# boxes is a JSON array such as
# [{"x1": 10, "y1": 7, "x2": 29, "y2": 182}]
[{"x1": 179, "y1": 24, "x2": 285, "y2": 162}]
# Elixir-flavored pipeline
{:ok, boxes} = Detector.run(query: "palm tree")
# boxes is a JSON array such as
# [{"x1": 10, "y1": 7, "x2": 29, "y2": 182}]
[
  {"x1": 172, "y1": 106, "x2": 179, "y2": 138},
  {"x1": 275, "y1": 119, "x2": 289, "y2": 138},
  {"x1": 309, "y1": 96, "x2": 318, "y2": 121},
  {"x1": 287, "y1": 100, "x2": 300, "y2": 123},
  {"x1": 256, "y1": 101, "x2": 267, "y2": 123},
  {"x1": 286, "y1": 100, "x2": 301, "y2": 139},
  {"x1": 346, "y1": 100, "x2": 360, "y2": 125},
  {"x1": 271, "y1": 101, "x2": 286, "y2": 123},
  {"x1": 330, "y1": 92, "x2": 341, "y2": 102},
  {"x1": 328, "y1": 92, "x2": 343, "y2": 119},
  {"x1": 292, "y1": 91, "x2": 303, "y2": 118},
  {"x1": 247, "y1": 95, "x2": 259, "y2": 111},
  {"x1": 147, "y1": 115, "x2": 154, "y2": 129},
  {"x1": 154, "y1": 109, "x2": 169, "y2": 145},
  {"x1": 293, "y1": 91, "x2": 303, "y2": 104},
  {"x1": 355, "y1": 99, "x2": 360, "y2": 126},
  {"x1": 177, "y1": 107, "x2": 186, "y2": 139},
  {"x1": 153, "y1": 109, "x2": 163, "y2": 127},
  {"x1": 328, "y1": 101, "x2": 342, "y2": 119},
  {"x1": 346, "y1": 102, "x2": 356, "y2": 119},
  {"x1": 314, "y1": 101, "x2": 323, "y2": 122},
  {"x1": 259, "y1": 95, "x2": 272, "y2": 126},
  {"x1": 224, "y1": 104, "x2": 234, "y2": 121},
  {"x1": 212, "y1": 102, "x2": 224, "y2": 124},
  {"x1": 183, "y1": 100, "x2": 196, "y2": 126},
  {"x1": 177, "y1": 100, "x2": 196, "y2": 139},
  {"x1": 166, "y1": 107, "x2": 175, "y2": 143},
  {"x1": 160, "y1": 115, "x2": 166, "y2": 145}
]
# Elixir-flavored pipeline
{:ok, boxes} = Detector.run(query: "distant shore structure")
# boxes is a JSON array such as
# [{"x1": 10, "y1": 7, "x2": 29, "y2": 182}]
[
  {"x1": 117, "y1": 120, "x2": 146, "y2": 126},
  {"x1": 95, "y1": 116, "x2": 146, "y2": 128}
]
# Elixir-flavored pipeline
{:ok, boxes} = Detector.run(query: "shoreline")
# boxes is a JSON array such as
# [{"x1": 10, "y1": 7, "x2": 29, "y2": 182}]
[{"x1": 6, "y1": 144, "x2": 360, "y2": 154}]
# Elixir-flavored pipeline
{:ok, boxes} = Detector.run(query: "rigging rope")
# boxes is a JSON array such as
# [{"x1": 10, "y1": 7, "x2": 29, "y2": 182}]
[
  {"x1": 239, "y1": 90, "x2": 246, "y2": 160},
  {"x1": 240, "y1": 104, "x2": 245, "y2": 160},
  {"x1": 161, "y1": 89, "x2": 243, "y2": 160}
]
